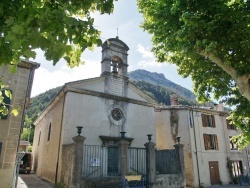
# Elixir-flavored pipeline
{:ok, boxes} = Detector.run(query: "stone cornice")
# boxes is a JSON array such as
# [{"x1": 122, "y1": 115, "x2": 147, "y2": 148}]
[
  {"x1": 66, "y1": 86, "x2": 156, "y2": 107},
  {"x1": 154, "y1": 105, "x2": 229, "y2": 116}
]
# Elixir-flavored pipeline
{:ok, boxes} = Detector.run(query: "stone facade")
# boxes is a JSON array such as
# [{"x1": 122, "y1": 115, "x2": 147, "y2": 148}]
[
  {"x1": 32, "y1": 38, "x2": 157, "y2": 187},
  {"x1": 0, "y1": 60, "x2": 39, "y2": 187}
]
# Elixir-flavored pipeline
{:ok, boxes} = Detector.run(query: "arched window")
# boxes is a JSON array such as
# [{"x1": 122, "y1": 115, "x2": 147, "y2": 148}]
[
  {"x1": 47, "y1": 123, "x2": 51, "y2": 141},
  {"x1": 111, "y1": 55, "x2": 122, "y2": 73}
]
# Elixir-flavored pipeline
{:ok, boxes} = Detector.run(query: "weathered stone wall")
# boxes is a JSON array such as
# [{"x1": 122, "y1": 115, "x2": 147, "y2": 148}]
[
  {"x1": 0, "y1": 61, "x2": 39, "y2": 188},
  {"x1": 61, "y1": 143, "x2": 74, "y2": 187},
  {"x1": 153, "y1": 174, "x2": 185, "y2": 188}
]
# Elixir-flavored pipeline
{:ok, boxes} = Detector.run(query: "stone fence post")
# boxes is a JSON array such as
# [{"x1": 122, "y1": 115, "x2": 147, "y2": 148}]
[
  {"x1": 174, "y1": 144, "x2": 186, "y2": 187},
  {"x1": 72, "y1": 136, "x2": 86, "y2": 187},
  {"x1": 118, "y1": 139, "x2": 129, "y2": 176},
  {"x1": 144, "y1": 141, "x2": 156, "y2": 187}
]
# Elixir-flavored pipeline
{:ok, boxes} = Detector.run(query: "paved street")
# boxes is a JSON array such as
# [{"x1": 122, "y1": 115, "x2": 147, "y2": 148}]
[
  {"x1": 174, "y1": 184, "x2": 250, "y2": 188},
  {"x1": 17, "y1": 173, "x2": 53, "y2": 188},
  {"x1": 17, "y1": 172, "x2": 249, "y2": 188},
  {"x1": 208, "y1": 185, "x2": 250, "y2": 188}
]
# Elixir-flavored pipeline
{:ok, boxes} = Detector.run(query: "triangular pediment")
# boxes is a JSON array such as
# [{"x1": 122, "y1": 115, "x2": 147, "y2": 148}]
[
  {"x1": 65, "y1": 77, "x2": 105, "y2": 93},
  {"x1": 127, "y1": 82, "x2": 156, "y2": 104}
]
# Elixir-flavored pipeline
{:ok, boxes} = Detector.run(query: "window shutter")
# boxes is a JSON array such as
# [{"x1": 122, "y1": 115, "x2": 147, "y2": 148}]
[
  {"x1": 211, "y1": 115, "x2": 216, "y2": 127},
  {"x1": 201, "y1": 114, "x2": 207, "y2": 127},
  {"x1": 214, "y1": 134, "x2": 219, "y2": 150},
  {"x1": 203, "y1": 134, "x2": 209, "y2": 150}
]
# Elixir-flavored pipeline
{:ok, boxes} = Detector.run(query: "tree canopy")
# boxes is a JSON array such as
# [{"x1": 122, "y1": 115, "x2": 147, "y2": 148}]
[
  {"x1": 0, "y1": 0, "x2": 115, "y2": 67},
  {"x1": 0, "y1": 0, "x2": 115, "y2": 117},
  {"x1": 137, "y1": 0, "x2": 250, "y2": 146}
]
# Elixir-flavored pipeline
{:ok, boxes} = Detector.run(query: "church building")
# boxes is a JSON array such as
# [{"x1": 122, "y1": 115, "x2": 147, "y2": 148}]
[{"x1": 32, "y1": 37, "x2": 157, "y2": 184}]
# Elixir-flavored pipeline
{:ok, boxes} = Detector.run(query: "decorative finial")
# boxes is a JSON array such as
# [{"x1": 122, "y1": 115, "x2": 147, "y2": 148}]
[{"x1": 76, "y1": 126, "x2": 83, "y2": 136}]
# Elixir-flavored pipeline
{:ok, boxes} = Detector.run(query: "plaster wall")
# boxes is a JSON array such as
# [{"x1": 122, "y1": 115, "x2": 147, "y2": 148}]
[
  {"x1": 155, "y1": 109, "x2": 194, "y2": 187},
  {"x1": 32, "y1": 96, "x2": 64, "y2": 183},
  {"x1": 67, "y1": 77, "x2": 105, "y2": 93},
  {"x1": 222, "y1": 117, "x2": 250, "y2": 175},
  {"x1": 191, "y1": 111, "x2": 229, "y2": 187},
  {"x1": 127, "y1": 85, "x2": 147, "y2": 102},
  {"x1": 62, "y1": 92, "x2": 155, "y2": 147},
  {"x1": 0, "y1": 65, "x2": 32, "y2": 187}
]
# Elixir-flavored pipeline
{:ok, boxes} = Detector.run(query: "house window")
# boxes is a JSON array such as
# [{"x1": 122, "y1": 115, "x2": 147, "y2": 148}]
[
  {"x1": 201, "y1": 114, "x2": 216, "y2": 127},
  {"x1": 38, "y1": 132, "x2": 41, "y2": 146},
  {"x1": 229, "y1": 136, "x2": 238, "y2": 150},
  {"x1": 47, "y1": 123, "x2": 51, "y2": 141},
  {"x1": 232, "y1": 161, "x2": 243, "y2": 176},
  {"x1": 0, "y1": 89, "x2": 12, "y2": 119},
  {"x1": 203, "y1": 134, "x2": 219, "y2": 150},
  {"x1": 227, "y1": 120, "x2": 237, "y2": 130}
]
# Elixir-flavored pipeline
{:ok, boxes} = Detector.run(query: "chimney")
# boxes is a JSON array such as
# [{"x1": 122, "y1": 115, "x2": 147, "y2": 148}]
[{"x1": 170, "y1": 94, "x2": 178, "y2": 106}]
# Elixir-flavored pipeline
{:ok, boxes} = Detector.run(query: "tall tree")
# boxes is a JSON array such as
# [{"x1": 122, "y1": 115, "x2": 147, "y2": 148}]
[
  {"x1": 137, "y1": 0, "x2": 250, "y2": 146},
  {"x1": 0, "y1": 0, "x2": 115, "y2": 116}
]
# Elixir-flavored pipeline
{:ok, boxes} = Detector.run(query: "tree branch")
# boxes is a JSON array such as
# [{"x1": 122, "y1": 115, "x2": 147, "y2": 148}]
[
  {"x1": 197, "y1": 50, "x2": 237, "y2": 80},
  {"x1": 197, "y1": 50, "x2": 250, "y2": 101}
]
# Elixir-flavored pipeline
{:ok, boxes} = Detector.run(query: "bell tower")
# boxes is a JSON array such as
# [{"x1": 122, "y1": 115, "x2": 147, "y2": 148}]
[{"x1": 101, "y1": 37, "x2": 129, "y2": 97}]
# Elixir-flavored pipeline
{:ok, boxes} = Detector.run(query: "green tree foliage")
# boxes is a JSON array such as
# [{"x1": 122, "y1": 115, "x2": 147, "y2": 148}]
[
  {"x1": 137, "y1": 0, "x2": 250, "y2": 147},
  {"x1": 0, "y1": 0, "x2": 115, "y2": 67},
  {"x1": 24, "y1": 87, "x2": 61, "y2": 144},
  {"x1": 27, "y1": 86, "x2": 61, "y2": 121},
  {"x1": 21, "y1": 115, "x2": 33, "y2": 142},
  {"x1": 0, "y1": 0, "x2": 116, "y2": 116},
  {"x1": 132, "y1": 81, "x2": 196, "y2": 106}
]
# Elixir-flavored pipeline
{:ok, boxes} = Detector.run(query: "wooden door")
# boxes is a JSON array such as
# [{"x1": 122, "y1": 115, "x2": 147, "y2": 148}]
[{"x1": 209, "y1": 161, "x2": 220, "y2": 185}]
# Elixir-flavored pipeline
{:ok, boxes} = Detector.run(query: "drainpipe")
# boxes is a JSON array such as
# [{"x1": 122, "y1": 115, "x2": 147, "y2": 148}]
[
  {"x1": 191, "y1": 110, "x2": 201, "y2": 187},
  {"x1": 55, "y1": 93, "x2": 66, "y2": 184}
]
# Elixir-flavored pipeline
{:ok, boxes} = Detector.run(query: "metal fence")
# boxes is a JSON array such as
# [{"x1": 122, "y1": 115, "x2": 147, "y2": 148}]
[
  {"x1": 155, "y1": 149, "x2": 181, "y2": 174},
  {"x1": 83, "y1": 145, "x2": 119, "y2": 178},
  {"x1": 128, "y1": 147, "x2": 146, "y2": 176}
]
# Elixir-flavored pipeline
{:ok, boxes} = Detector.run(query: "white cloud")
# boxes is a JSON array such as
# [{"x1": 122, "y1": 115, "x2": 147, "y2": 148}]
[
  {"x1": 136, "y1": 44, "x2": 163, "y2": 68},
  {"x1": 31, "y1": 59, "x2": 100, "y2": 97},
  {"x1": 137, "y1": 44, "x2": 154, "y2": 58}
]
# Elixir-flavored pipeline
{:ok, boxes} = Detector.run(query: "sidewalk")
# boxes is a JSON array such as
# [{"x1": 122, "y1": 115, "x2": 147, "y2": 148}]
[
  {"x1": 208, "y1": 184, "x2": 249, "y2": 188},
  {"x1": 17, "y1": 173, "x2": 53, "y2": 188}
]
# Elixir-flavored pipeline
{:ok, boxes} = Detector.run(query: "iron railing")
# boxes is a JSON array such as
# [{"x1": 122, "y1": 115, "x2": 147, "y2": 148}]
[
  {"x1": 83, "y1": 145, "x2": 119, "y2": 178},
  {"x1": 155, "y1": 149, "x2": 181, "y2": 174},
  {"x1": 128, "y1": 147, "x2": 146, "y2": 176}
]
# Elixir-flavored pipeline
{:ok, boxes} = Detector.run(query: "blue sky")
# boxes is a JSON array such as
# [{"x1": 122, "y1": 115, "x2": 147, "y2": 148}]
[{"x1": 31, "y1": 0, "x2": 193, "y2": 97}]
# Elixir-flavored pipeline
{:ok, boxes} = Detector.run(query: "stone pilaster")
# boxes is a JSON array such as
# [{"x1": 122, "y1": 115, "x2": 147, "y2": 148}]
[
  {"x1": 118, "y1": 139, "x2": 129, "y2": 176},
  {"x1": 72, "y1": 136, "x2": 86, "y2": 187},
  {"x1": 174, "y1": 144, "x2": 186, "y2": 187},
  {"x1": 144, "y1": 141, "x2": 156, "y2": 186}
]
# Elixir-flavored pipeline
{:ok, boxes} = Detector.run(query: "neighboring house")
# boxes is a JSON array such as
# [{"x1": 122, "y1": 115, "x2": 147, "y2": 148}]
[
  {"x1": 155, "y1": 95, "x2": 250, "y2": 187},
  {"x1": 0, "y1": 60, "x2": 39, "y2": 188},
  {"x1": 19, "y1": 140, "x2": 30, "y2": 153},
  {"x1": 32, "y1": 38, "x2": 157, "y2": 184}
]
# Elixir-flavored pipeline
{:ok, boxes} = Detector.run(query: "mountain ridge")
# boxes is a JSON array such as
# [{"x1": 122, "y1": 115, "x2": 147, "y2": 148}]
[{"x1": 128, "y1": 69, "x2": 195, "y2": 101}]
